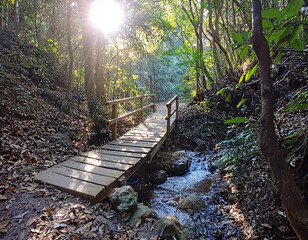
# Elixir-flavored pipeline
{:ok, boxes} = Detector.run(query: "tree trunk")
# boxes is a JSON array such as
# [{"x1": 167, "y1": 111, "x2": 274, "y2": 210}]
[
  {"x1": 65, "y1": 0, "x2": 74, "y2": 102},
  {"x1": 78, "y1": 0, "x2": 95, "y2": 104},
  {"x1": 9, "y1": 0, "x2": 17, "y2": 32},
  {"x1": 251, "y1": 1, "x2": 308, "y2": 239},
  {"x1": 95, "y1": 32, "x2": 106, "y2": 103},
  {"x1": 113, "y1": 46, "x2": 119, "y2": 100},
  {"x1": 181, "y1": 0, "x2": 213, "y2": 88},
  {"x1": 207, "y1": 0, "x2": 233, "y2": 75}
]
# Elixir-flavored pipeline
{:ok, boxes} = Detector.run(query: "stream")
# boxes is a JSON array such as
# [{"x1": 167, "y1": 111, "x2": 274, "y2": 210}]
[{"x1": 140, "y1": 151, "x2": 242, "y2": 239}]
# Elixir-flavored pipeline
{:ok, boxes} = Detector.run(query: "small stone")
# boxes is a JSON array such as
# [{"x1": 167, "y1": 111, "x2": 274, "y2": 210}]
[
  {"x1": 178, "y1": 194, "x2": 206, "y2": 211},
  {"x1": 153, "y1": 216, "x2": 187, "y2": 240},
  {"x1": 128, "y1": 203, "x2": 158, "y2": 227},
  {"x1": 149, "y1": 170, "x2": 167, "y2": 185},
  {"x1": 228, "y1": 194, "x2": 238, "y2": 203},
  {"x1": 146, "y1": 155, "x2": 165, "y2": 173},
  {"x1": 109, "y1": 185, "x2": 138, "y2": 213},
  {"x1": 48, "y1": 133, "x2": 72, "y2": 147},
  {"x1": 20, "y1": 166, "x2": 34, "y2": 175}
]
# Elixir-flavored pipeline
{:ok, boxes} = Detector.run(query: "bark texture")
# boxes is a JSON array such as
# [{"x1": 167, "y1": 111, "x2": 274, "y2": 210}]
[{"x1": 251, "y1": 1, "x2": 308, "y2": 239}]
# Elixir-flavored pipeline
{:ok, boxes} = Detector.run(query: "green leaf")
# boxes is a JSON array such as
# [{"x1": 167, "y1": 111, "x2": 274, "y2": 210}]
[
  {"x1": 274, "y1": 53, "x2": 283, "y2": 66},
  {"x1": 201, "y1": 0, "x2": 206, "y2": 9},
  {"x1": 245, "y1": 64, "x2": 257, "y2": 82},
  {"x1": 290, "y1": 38, "x2": 304, "y2": 50},
  {"x1": 277, "y1": 24, "x2": 302, "y2": 45},
  {"x1": 262, "y1": 19, "x2": 274, "y2": 29},
  {"x1": 224, "y1": 117, "x2": 248, "y2": 124},
  {"x1": 237, "y1": 99, "x2": 246, "y2": 108},
  {"x1": 240, "y1": 45, "x2": 249, "y2": 60},
  {"x1": 239, "y1": 73, "x2": 245, "y2": 84},
  {"x1": 225, "y1": 93, "x2": 232, "y2": 103},
  {"x1": 232, "y1": 32, "x2": 244, "y2": 44},
  {"x1": 280, "y1": 0, "x2": 303, "y2": 19},
  {"x1": 262, "y1": 8, "x2": 280, "y2": 19},
  {"x1": 216, "y1": 88, "x2": 226, "y2": 96}
]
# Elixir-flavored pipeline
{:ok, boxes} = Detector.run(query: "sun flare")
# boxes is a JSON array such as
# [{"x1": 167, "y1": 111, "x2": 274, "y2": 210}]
[{"x1": 90, "y1": 0, "x2": 124, "y2": 34}]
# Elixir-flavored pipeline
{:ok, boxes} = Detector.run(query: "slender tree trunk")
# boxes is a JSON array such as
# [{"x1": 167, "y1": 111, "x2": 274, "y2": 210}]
[
  {"x1": 113, "y1": 46, "x2": 119, "y2": 100},
  {"x1": 251, "y1": 1, "x2": 308, "y2": 239},
  {"x1": 34, "y1": 0, "x2": 39, "y2": 42},
  {"x1": 78, "y1": 0, "x2": 95, "y2": 104},
  {"x1": 0, "y1": 3, "x2": 3, "y2": 31},
  {"x1": 182, "y1": 0, "x2": 212, "y2": 89},
  {"x1": 207, "y1": 0, "x2": 233, "y2": 75},
  {"x1": 95, "y1": 32, "x2": 106, "y2": 103},
  {"x1": 65, "y1": 0, "x2": 74, "y2": 102}
]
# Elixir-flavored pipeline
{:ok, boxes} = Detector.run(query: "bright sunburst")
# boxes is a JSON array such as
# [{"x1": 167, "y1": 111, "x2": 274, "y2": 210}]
[{"x1": 90, "y1": 0, "x2": 124, "y2": 34}]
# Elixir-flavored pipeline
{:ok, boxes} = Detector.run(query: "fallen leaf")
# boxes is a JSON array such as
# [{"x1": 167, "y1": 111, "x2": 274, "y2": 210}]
[
  {"x1": 135, "y1": 218, "x2": 142, "y2": 228},
  {"x1": 43, "y1": 205, "x2": 54, "y2": 212},
  {"x1": 13, "y1": 211, "x2": 28, "y2": 219},
  {"x1": 26, "y1": 217, "x2": 36, "y2": 227},
  {"x1": 0, "y1": 220, "x2": 9, "y2": 230},
  {"x1": 0, "y1": 195, "x2": 8, "y2": 201},
  {"x1": 261, "y1": 223, "x2": 272, "y2": 229},
  {"x1": 5, "y1": 187, "x2": 16, "y2": 193},
  {"x1": 54, "y1": 223, "x2": 67, "y2": 228},
  {"x1": 37, "y1": 191, "x2": 45, "y2": 197},
  {"x1": 105, "y1": 214, "x2": 113, "y2": 219}
]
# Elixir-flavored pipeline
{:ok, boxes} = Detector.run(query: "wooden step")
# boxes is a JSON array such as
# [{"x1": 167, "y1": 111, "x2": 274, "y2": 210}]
[
  {"x1": 50, "y1": 165, "x2": 117, "y2": 186},
  {"x1": 35, "y1": 171, "x2": 103, "y2": 200},
  {"x1": 61, "y1": 160, "x2": 125, "y2": 178}
]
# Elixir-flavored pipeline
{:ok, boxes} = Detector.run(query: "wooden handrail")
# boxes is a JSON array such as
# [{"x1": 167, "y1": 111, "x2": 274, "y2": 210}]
[
  {"x1": 108, "y1": 94, "x2": 156, "y2": 140},
  {"x1": 108, "y1": 103, "x2": 154, "y2": 125},
  {"x1": 166, "y1": 95, "x2": 179, "y2": 138},
  {"x1": 107, "y1": 94, "x2": 155, "y2": 105}
]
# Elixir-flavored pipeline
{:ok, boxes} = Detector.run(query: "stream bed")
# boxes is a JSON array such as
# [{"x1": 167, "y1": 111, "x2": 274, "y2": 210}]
[{"x1": 140, "y1": 151, "x2": 243, "y2": 239}]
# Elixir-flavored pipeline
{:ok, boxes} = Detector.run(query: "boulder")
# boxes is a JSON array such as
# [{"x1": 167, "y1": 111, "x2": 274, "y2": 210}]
[
  {"x1": 128, "y1": 203, "x2": 158, "y2": 227},
  {"x1": 178, "y1": 194, "x2": 206, "y2": 211},
  {"x1": 20, "y1": 166, "x2": 35, "y2": 175},
  {"x1": 48, "y1": 133, "x2": 72, "y2": 147},
  {"x1": 109, "y1": 186, "x2": 138, "y2": 213},
  {"x1": 166, "y1": 150, "x2": 187, "y2": 162},
  {"x1": 166, "y1": 159, "x2": 190, "y2": 176},
  {"x1": 163, "y1": 151, "x2": 190, "y2": 176},
  {"x1": 149, "y1": 170, "x2": 167, "y2": 185},
  {"x1": 146, "y1": 155, "x2": 165, "y2": 173},
  {"x1": 153, "y1": 215, "x2": 187, "y2": 240}
]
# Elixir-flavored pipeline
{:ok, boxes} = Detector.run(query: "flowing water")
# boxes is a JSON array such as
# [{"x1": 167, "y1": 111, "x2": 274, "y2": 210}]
[
  {"x1": 147, "y1": 151, "x2": 212, "y2": 224},
  {"x1": 141, "y1": 151, "x2": 242, "y2": 239}
]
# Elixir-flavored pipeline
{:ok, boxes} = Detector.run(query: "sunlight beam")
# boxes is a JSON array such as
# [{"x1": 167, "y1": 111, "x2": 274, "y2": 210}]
[{"x1": 90, "y1": 0, "x2": 124, "y2": 34}]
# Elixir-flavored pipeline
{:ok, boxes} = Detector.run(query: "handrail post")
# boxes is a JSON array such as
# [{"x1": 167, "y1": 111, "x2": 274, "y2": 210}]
[
  {"x1": 150, "y1": 76, "x2": 156, "y2": 113},
  {"x1": 176, "y1": 95, "x2": 179, "y2": 119},
  {"x1": 111, "y1": 104, "x2": 118, "y2": 140},
  {"x1": 166, "y1": 103, "x2": 171, "y2": 138},
  {"x1": 152, "y1": 95, "x2": 156, "y2": 113},
  {"x1": 140, "y1": 97, "x2": 144, "y2": 123}
]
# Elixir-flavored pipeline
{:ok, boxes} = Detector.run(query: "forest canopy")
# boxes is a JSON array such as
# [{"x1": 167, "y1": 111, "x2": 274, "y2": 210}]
[{"x1": 0, "y1": 0, "x2": 307, "y2": 103}]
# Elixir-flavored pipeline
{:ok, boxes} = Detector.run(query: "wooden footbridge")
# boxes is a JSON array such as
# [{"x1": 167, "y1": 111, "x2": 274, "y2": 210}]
[{"x1": 35, "y1": 95, "x2": 179, "y2": 203}]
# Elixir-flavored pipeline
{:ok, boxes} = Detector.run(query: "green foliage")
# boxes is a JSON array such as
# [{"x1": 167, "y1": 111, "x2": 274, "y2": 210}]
[
  {"x1": 285, "y1": 90, "x2": 308, "y2": 112},
  {"x1": 214, "y1": 129, "x2": 258, "y2": 170},
  {"x1": 224, "y1": 117, "x2": 248, "y2": 124},
  {"x1": 89, "y1": 97, "x2": 110, "y2": 135},
  {"x1": 216, "y1": 87, "x2": 233, "y2": 96},
  {"x1": 232, "y1": 0, "x2": 306, "y2": 85},
  {"x1": 237, "y1": 99, "x2": 246, "y2": 108},
  {"x1": 245, "y1": 64, "x2": 258, "y2": 82},
  {"x1": 263, "y1": 172, "x2": 277, "y2": 194}
]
